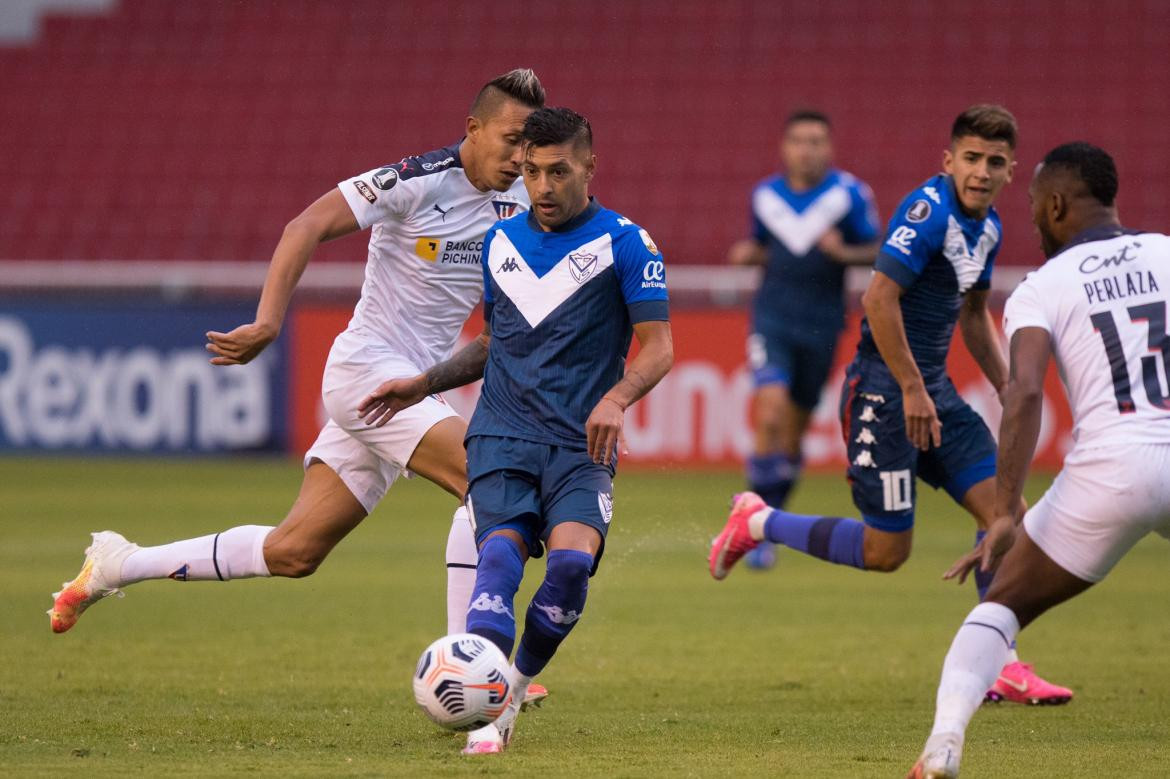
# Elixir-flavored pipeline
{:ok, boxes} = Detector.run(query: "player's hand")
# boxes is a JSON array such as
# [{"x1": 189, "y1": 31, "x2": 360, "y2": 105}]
[
  {"x1": 816, "y1": 228, "x2": 847, "y2": 262},
  {"x1": 357, "y1": 375, "x2": 429, "y2": 427},
  {"x1": 585, "y1": 396, "x2": 625, "y2": 465},
  {"x1": 943, "y1": 516, "x2": 1017, "y2": 584},
  {"x1": 902, "y1": 385, "x2": 942, "y2": 450},
  {"x1": 727, "y1": 239, "x2": 764, "y2": 266},
  {"x1": 206, "y1": 322, "x2": 278, "y2": 365}
]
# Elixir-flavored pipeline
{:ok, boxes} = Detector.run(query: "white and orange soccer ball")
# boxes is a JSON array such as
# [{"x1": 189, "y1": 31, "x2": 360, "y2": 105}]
[{"x1": 412, "y1": 633, "x2": 512, "y2": 731}]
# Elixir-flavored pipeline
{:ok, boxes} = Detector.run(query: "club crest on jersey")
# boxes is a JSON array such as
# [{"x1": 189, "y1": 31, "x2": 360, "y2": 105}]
[
  {"x1": 569, "y1": 252, "x2": 598, "y2": 284},
  {"x1": 492, "y1": 199, "x2": 520, "y2": 219}
]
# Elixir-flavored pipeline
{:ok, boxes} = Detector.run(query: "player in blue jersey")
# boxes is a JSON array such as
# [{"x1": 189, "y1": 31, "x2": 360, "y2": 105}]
[
  {"x1": 359, "y1": 107, "x2": 673, "y2": 753},
  {"x1": 729, "y1": 110, "x2": 881, "y2": 568},
  {"x1": 710, "y1": 105, "x2": 1072, "y2": 704}
]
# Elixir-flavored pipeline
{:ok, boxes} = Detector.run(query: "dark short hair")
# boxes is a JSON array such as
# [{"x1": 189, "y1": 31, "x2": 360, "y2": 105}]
[
  {"x1": 951, "y1": 104, "x2": 1017, "y2": 149},
  {"x1": 784, "y1": 109, "x2": 831, "y2": 131},
  {"x1": 470, "y1": 68, "x2": 546, "y2": 118},
  {"x1": 522, "y1": 107, "x2": 592, "y2": 150},
  {"x1": 1041, "y1": 142, "x2": 1119, "y2": 206}
]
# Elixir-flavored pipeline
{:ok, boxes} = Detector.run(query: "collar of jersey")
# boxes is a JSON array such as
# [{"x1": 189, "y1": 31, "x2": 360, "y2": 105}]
[
  {"x1": 525, "y1": 197, "x2": 602, "y2": 234},
  {"x1": 1056, "y1": 223, "x2": 1140, "y2": 256},
  {"x1": 777, "y1": 169, "x2": 838, "y2": 201}
]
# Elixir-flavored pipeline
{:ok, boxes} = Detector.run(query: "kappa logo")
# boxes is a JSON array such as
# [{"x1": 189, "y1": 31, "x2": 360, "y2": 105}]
[
  {"x1": 855, "y1": 427, "x2": 877, "y2": 445},
  {"x1": 859, "y1": 405, "x2": 880, "y2": 423},
  {"x1": 498, "y1": 256, "x2": 521, "y2": 273},
  {"x1": 568, "y1": 251, "x2": 598, "y2": 284},
  {"x1": 534, "y1": 602, "x2": 581, "y2": 625},
  {"x1": 468, "y1": 593, "x2": 513, "y2": 618},
  {"x1": 853, "y1": 450, "x2": 876, "y2": 468},
  {"x1": 372, "y1": 167, "x2": 398, "y2": 190},
  {"x1": 492, "y1": 199, "x2": 520, "y2": 219},
  {"x1": 923, "y1": 186, "x2": 941, "y2": 204},
  {"x1": 598, "y1": 491, "x2": 613, "y2": 524},
  {"x1": 886, "y1": 226, "x2": 917, "y2": 256},
  {"x1": 906, "y1": 199, "x2": 932, "y2": 223},
  {"x1": 353, "y1": 180, "x2": 377, "y2": 204}
]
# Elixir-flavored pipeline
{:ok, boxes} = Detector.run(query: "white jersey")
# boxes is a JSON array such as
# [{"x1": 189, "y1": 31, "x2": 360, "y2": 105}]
[
  {"x1": 335, "y1": 142, "x2": 529, "y2": 370},
  {"x1": 1003, "y1": 228, "x2": 1170, "y2": 450}
]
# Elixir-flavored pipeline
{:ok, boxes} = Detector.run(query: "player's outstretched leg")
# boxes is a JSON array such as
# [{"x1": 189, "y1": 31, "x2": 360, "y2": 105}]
[
  {"x1": 709, "y1": 493, "x2": 868, "y2": 579},
  {"x1": 48, "y1": 462, "x2": 367, "y2": 634}
]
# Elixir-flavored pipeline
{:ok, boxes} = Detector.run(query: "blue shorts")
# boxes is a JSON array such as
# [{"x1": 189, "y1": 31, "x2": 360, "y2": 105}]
[
  {"x1": 465, "y1": 435, "x2": 614, "y2": 574},
  {"x1": 747, "y1": 328, "x2": 838, "y2": 410},
  {"x1": 838, "y1": 358, "x2": 996, "y2": 533}
]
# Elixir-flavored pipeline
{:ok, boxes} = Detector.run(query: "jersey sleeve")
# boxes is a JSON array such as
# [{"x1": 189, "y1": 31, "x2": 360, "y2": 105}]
[
  {"x1": 839, "y1": 180, "x2": 880, "y2": 244},
  {"x1": 337, "y1": 164, "x2": 416, "y2": 229},
  {"x1": 1002, "y1": 276, "x2": 1051, "y2": 340},
  {"x1": 614, "y1": 226, "x2": 670, "y2": 323},
  {"x1": 874, "y1": 191, "x2": 943, "y2": 288}
]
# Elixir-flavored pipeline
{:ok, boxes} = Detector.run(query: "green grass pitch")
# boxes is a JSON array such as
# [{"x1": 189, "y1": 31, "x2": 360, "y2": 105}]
[{"x1": 2, "y1": 458, "x2": 1168, "y2": 777}]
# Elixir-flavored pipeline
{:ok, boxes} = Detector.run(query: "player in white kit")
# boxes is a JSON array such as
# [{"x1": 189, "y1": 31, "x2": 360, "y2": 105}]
[
  {"x1": 48, "y1": 70, "x2": 550, "y2": 679},
  {"x1": 910, "y1": 142, "x2": 1170, "y2": 778}
]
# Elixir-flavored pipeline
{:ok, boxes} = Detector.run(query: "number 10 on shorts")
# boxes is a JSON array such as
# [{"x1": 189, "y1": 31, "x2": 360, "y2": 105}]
[{"x1": 879, "y1": 469, "x2": 913, "y2": 512}]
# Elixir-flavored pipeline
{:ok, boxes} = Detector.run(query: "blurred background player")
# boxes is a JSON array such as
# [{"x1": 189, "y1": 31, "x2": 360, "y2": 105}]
[
  {"x1": 728, "y1": 109, "x2": 880, "y2": 568},
  {"x1": 711, "y1": 105, "x2": 1072, "y2": 703},
  {"x1": 360, "y1": 107, "x2": 674, "y2": 754},
  {"x1": 911, "y1": 143, "x2": 1170, "y2": 778},
  {"x1": 48, "y1": 70, "x2": 552, "y2": 694}
]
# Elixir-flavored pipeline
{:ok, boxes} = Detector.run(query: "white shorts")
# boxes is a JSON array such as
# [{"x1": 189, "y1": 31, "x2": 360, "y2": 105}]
[
  {"x1": 304, "y1": 340, "x2": 461, "y2": 514},
  {"x1": 1023, "y1": 443, "x2": 1170, "y2": 583}
]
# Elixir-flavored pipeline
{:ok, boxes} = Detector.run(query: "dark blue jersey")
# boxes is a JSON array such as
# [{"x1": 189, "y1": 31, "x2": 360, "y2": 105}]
[
  {"x1": 468, "y1": 199, "x2": 670, "y2": 449},
  {"x1": 857, "y1": 174, "x2": 1001, "y2": 380},
  {"x1": 751, "y1": 169, "x2": 878, "y2": 342}
]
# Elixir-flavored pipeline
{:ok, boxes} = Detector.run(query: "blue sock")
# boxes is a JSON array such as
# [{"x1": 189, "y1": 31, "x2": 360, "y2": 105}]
[
  {"x1": 973, "y1": 530, "x2": 993, "y2": 601},
  {"x1": 514, "y1": 549, "x2": 592, "y2": 678},
  {"x1": 747, "y1": 452, "x2": 801, "y2": 509},
  {"x1": 763, "y1": 509, "x2": 866, "y2": 569},
  {"x1": 466, "y1": 535, "x2": 525, "y2": 657}
]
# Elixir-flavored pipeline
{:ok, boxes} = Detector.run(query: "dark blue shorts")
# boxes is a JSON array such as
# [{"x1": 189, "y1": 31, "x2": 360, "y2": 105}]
[
  {"x1": 465, "y1": 435, "x2": 614, "y2": 574},
  {"x1": 838, "y1": 358, "x2": 996, "y2": 533},
  {"x1": 747, "y1": 328, "x2": 838, "y2": 410}
]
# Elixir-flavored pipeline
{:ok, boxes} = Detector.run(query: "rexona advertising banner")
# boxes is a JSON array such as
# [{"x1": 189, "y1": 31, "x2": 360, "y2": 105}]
[
  {"x1": 0, "y1": 302, "x2": 286, "y2": 453},
  {"x1": 288, "y1": 306, "x2": 1074, "y2": 470}
]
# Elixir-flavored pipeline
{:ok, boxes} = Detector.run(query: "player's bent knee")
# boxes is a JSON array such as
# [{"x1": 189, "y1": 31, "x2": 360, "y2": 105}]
[
  {"x1": 545, "y1": 548, "x2": 591, "y2": 588},
  {"x1": 861, "y1": 530, "x2": 912, "y2": 572},
  {"x1": 264, "y1": 537, "x2": 328, "y2": 578}
]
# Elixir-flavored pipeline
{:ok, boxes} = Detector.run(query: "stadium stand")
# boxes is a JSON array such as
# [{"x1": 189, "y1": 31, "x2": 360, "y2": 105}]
[{"x1": 1, "y1": 0, "x2": 1167, "y2": 266}]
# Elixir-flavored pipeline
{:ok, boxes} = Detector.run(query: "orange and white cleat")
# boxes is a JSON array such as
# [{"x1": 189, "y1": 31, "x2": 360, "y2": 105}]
[
  {"x1": 521, "y1": 682, "x2": 548, "y2": 711},
  {"x1": 48, "y1": 531, "x2": 138, "y2": 634},
  {"x1": 985, "y1": 661, "x2": 1073, "y2": 705},
  {"x1": 708, "y1": 492, "x2": 767, "y2": 580},
  {"x1": 907, "y1": 732, "x2": 962, "y2": 779}
]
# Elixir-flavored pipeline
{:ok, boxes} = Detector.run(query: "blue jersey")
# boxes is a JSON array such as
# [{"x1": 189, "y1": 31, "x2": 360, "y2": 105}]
[
  {"x1": 751, "y1": 169, "x2": 878, "y2": 341},
  {"x1": 468, "y1": 199, "x2": 670, "y2": 449},
  {"x1": 856, "y1": 174, "x2": 1001, "y2": 380}
]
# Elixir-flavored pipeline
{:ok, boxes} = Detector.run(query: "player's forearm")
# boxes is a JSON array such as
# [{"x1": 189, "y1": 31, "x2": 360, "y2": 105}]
[
  {"x1": 253, "y1": 223, "x2": 320, "y2": 334},
  {"x1": 960, "y1": 305, "x2": 1008, "y2": 392},
  {"x1": 423, "y1": 334, "x2": 490, "y2": 394},
  {"x1": 994, "y1": 383, "x2": 1043, "y2": 520},
  {"x1": 829, "y1": 240, "x2": 881, "y2": 266},
  {"x1": 603, "y1": 335, "x2": 674, "y2": 410},
  {"x1": 864, "y1": 294, "x2": 925, "y2": 392}
]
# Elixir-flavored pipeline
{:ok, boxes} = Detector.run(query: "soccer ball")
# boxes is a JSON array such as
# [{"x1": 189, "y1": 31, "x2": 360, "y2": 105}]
[{"x1": 412, "y1": 633, "x2": 512, "y2": 731}]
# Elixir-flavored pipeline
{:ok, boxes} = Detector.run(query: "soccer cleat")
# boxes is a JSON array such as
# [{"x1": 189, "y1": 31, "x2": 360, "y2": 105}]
[
  {"x1": 907, "y1": 732, "x2": 962, "y2": 779},
  {"x1": 521, "y1": 682, "x2": 548, "y2": 711},
  {"x1": 708, "y1": 492, "x2": 767, "y2": 580},
  {"x1": 48, "y1": 531, "x2": 139, "y2": 634},
  {"x1": 744, "y1": 540, "x2": 778, "y2": 570},
  {"x1": 462, "y1": 723, "x2": 504, "y2": 755},
  {"x1": 984, "y1": 661, "x2": 1073, "y2": 705}
]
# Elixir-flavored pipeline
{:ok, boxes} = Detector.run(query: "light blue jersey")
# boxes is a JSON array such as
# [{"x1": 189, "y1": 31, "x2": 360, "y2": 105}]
[{"x1": 468, "y1": 199, "x2": 670, "y2": 450}]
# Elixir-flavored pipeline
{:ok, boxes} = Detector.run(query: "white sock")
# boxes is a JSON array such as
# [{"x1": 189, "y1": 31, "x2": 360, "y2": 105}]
[
  {"x1": 120, "y1": 525, "x2": 274, "y2": 584},
  {"x1": 747, "y1": 507, "x2": 771, "y2": 541},
  {"x1": 446, "y1": 506, "x2": 477, "y2": 634},
  {"x1": 931, "y1": 602, "x2": 1020, "y2": 737},
  {"x1": 509, "y1": 664, "x2": 533, "y2": 703}
]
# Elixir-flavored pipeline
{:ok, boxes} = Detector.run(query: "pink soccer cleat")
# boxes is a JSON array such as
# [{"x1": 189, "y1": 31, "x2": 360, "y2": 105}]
[
  {"x1": 985, "y1": 661, "x2": 1073, "y2": 705},
  {"x1": 708, "y1": 492, "x2": 767, "y2": 580},
  {"x1": 521, "y1": 682, "x2": 548, "y2": 711}
]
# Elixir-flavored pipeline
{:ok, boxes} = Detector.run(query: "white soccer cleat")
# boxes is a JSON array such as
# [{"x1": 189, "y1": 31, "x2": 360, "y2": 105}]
[
  {"x1": 908, "y1": 732, "x2": 963, "y2": 779},
  {"x1": 48, "y1": 531, "x2": 139, "y2": 634},
  {"x1": 462, "y1": 723, "x2": 504, "y2": 755}
]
